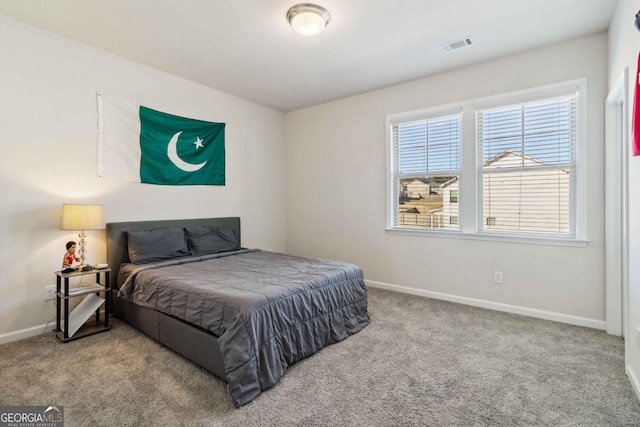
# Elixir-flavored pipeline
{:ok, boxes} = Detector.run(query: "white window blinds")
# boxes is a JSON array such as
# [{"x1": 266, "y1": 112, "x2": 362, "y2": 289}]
[
  {"x1": 393, "y1": 115, "x2": 461, "y2": 175},
  {"x1": 390, "y1": 114, "x2": 461, "y2": 229},
  {"x1": 476, "y1": 93, "x2": 577, "y2": 237}
]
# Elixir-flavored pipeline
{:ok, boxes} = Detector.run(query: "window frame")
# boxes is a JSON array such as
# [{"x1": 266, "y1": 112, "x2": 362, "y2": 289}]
[
  {"x1": 387, "y1": 105, "x2": 463, "y2": 232},
  {"x1": 386, "y1": 78, "x2": 588, "y2": 247}
]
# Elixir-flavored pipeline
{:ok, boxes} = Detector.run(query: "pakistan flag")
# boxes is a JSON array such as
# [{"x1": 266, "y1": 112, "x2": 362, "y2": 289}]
[
  {"x1": 97, "y1": 92, "x2": 225, "y2": 186},
  {"x1": 139, "y1": 106, "x2": 225, "y2": 185}
]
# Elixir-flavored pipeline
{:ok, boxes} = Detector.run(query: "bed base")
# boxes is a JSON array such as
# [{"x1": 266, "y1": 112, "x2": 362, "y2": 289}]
[
  {"x1": 113, "y1": 294, "x2": 226, "y2": 379},
  {"x1": 106, "y1": 217, "x2": 241, "y2": 382}
]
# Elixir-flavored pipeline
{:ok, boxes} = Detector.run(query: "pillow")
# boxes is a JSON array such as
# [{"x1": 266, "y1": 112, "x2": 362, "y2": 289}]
[
  {"x1": 185, "y1": 226, "x2": 240, "y2": 256},
  {"x1": 127, "y1": 227, "x2": 190, "y2": 264}
]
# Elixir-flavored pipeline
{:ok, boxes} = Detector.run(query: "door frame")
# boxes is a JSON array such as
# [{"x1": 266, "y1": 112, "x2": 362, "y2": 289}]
[{"x1": 605, "y1": 69, "x2": 629, "y2": 337}]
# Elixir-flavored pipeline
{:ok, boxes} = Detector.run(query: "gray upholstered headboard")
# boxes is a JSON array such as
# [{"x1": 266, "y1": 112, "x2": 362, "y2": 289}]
[{"x1": 106, "y1": 217, "x2": 241, "y2": 290}]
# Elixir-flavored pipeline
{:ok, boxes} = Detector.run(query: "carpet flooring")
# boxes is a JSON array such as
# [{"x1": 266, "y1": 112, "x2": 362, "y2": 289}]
[{"x1": 1, "y1": 287, "x2": 639, "y2": 426}]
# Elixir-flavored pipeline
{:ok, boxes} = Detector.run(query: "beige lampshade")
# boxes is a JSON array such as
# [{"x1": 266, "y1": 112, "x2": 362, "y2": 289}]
[{"x1": 60, "y1": 204, "x2": 105, "y2": 230}]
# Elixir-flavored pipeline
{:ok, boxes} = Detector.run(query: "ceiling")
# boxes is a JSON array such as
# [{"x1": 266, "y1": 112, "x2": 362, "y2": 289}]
[{"x1": 0, "y1": 0, "x2": 619, "y2": 112}]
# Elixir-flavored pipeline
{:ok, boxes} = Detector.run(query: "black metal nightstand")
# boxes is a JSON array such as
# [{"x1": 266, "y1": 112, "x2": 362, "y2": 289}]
[{"x1": 54, "y1": 268, "x2": 111, "y2": 342}]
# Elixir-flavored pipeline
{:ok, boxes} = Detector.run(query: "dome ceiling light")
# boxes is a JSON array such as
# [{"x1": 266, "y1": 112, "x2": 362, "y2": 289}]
[{"x1": 286, "y1": 3, "x2": 331, "y2": 37}]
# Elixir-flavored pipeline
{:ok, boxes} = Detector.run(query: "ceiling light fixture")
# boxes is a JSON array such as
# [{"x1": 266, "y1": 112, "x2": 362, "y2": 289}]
[{"x1": 287, "y1": 3, "x2": 330, "y2": 37}]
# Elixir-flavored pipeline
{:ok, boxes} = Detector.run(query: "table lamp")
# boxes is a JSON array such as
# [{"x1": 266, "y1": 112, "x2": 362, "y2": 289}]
[{"x1": 60, "y1": 204, "x2": 105, "y2": 265}]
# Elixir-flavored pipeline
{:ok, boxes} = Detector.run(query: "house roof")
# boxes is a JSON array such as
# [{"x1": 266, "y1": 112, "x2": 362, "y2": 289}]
[
  {"x1": 483, "y1": 150, "x2": 545, "y2": 167},
  {"x1": 406, "y1": 179, "x2": 429, "y2": 186},
  {"x1": 440, "y1": 177, "x2": 458, "y2": 189},
  {"x1": 401, "y1": 207, "x2": 421, "y2": 214}
]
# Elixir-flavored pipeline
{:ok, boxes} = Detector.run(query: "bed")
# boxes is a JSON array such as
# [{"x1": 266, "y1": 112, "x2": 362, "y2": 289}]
[{"x1": 106, "y1": 217, "x2": 369, "y2": 407}]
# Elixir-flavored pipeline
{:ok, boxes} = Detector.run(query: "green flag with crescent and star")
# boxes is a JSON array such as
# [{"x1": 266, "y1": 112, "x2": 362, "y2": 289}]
[
  {"x1": 139, "y1": 106, "x2": 225, "y2": 185},
  {"x1": 97, "y1": 92, "x2": 225, "y2": 186}
]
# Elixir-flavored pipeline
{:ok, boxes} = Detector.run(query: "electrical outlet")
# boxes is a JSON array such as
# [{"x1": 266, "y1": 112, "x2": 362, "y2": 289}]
[
  {"x1": 493, "y1": 271, "x2": 503, "y2": 284},
  {"x1": 44, "y1": 285, "x2": 56, "y2": 301}
]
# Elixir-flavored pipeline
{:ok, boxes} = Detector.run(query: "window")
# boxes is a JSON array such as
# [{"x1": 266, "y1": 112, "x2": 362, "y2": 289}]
[
  {"x1": 387, "y1": 79, "x2": 585, "y2": 244},
  {"x1": 477, "y1": 94, "x2": 576, "y2": 237},
  {"x1": 388, "y1": 112, "x2": 461, "y2": 230}
]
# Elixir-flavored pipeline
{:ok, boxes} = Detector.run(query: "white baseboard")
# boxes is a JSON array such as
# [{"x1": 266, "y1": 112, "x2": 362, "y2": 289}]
[
  {"x1": 0, "y1": 321, "x2": 56, "y2": 345},
  {"x1": 627, "y1": 364, "x2": 640, "y2": 403},
  {"x1": 365, "y1": 279, "x2": 606, "y2": 330}
]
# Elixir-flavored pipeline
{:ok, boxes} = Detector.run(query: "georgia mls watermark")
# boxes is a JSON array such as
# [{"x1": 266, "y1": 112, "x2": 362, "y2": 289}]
[{"x1": 0, "y1": 406, "x2": 63, "y2": 427}]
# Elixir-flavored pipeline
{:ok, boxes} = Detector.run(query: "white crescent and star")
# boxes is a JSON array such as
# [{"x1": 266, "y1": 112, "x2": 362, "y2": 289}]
[{"x1": 167, "y1": 131, "x2": 207, "y2": 172}]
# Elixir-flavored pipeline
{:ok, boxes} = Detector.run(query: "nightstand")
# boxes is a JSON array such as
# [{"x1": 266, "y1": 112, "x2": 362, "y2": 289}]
[{"x1": 55, "y1": 268, "x2": 111, "y2": 342}]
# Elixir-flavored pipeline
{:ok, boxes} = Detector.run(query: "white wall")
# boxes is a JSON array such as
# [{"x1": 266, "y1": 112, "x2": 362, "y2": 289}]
[
  {"x1": 0, "y1": 12, "x2": 614, "y2": 345},
  {"x1": 608, "y1": 0, "x2": 640, "y2": 400},
  {"x1": 285, "y1": 33, "x2": 607, "y2": 326},
  {"x1": 0, "y1": 16, "x2": 286, "y2": 341}
]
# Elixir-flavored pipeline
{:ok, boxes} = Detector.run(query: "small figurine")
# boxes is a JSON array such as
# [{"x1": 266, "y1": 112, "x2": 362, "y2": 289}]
[{"x1": 62, "y1": 241, "x2": 81, "y2": 268}]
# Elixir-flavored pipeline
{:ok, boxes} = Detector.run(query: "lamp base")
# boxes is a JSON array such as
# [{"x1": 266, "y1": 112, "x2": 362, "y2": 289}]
[{"x1": 77, "y1": 230, "x2": 87, "y2": 265}]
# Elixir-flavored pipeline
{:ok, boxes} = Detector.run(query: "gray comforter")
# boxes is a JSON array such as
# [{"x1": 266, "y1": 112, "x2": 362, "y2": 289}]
[{"x1": 117, "y1": 249, "x2": 369, "y2": 407}]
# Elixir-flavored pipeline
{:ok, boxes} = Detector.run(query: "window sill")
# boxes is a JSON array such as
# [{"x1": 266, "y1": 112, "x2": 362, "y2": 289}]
[{"x1": 385, "y1": 227, "x2": 588, "y2": 247}]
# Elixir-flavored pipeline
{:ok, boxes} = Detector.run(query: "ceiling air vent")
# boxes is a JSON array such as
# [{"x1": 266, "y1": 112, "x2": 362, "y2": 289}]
[{"x1": 440, "y1": 36, "x2": 473, "y2": 53}]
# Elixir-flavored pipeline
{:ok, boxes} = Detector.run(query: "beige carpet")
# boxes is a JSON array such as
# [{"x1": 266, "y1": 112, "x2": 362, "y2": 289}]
[{"x1": 1, "y1": 287, "x2": 639, "y2": 426}]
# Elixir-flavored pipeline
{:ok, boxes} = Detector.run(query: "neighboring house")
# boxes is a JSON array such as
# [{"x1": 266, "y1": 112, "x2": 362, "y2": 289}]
[
  {"x1": 399, "y1": 181, "x2": 450, "y2": 228},
  {"x1": 405, "y1": 179, "x2": 429, "y2": 199},
  {"x1": 440, "y1": 177, "x2": 459, "y2": 226},
  {"x1": 440, "y1": 150, "x2": 569, "y2": 233}
]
